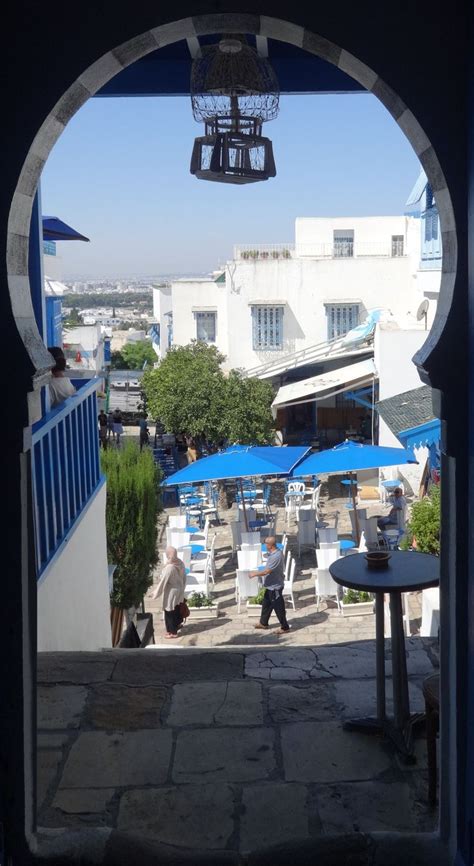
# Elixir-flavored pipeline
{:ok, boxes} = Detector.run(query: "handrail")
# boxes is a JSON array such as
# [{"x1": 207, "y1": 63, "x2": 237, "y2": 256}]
[
  {"x1": 32, "y1": 377, "x2": 103, "y2": 578},
  {"x1": 242, "y1": 336, "x2": 374, "y2": 379}
]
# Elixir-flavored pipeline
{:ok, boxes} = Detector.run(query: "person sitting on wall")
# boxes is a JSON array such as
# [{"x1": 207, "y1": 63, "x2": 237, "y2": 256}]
[
  {"x1": 48, "y1": 346, "x2": 76, "y2": 407},
  {"x1": 377, "y1": 487, "x2": 407, "y2": 529}
]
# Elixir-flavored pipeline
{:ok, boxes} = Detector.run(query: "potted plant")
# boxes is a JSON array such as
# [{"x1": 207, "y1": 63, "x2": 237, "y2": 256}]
[
  {"x1": 340, "y1": 588, "x2": 374, "y2": 617},
  {"x1": 282, "y1": 248, "x2": 291, "y2": 259},
  {"x1": 247, "y1": 586, "x2": 266, "y2": 616},
  {"x1": 250, "y1": 250, "x2": 259, "y2": 260},
  {"x1": 241, "y1": 250, "x2": 250, "y2": 260},
  {"x1": 187, "y1": 591, "x2": 219, "y2": 619},
  {"x1": 271, "y1": 250, "x2": 280, "y2": 259},
  {"x1": 260, "y1": 250, "x2": 269, "y2": 259}
]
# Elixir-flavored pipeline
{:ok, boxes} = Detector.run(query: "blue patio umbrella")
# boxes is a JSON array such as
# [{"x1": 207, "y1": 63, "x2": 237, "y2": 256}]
[
  {"x1": 290, "y1": 439, "x2": 417, "y2": 542},
  {"x1": 164, "y1": 445, "x2": 310, "y2": 530},
  {"x1": 42, "y1": 216, "x2": 90, "y2": 242}
]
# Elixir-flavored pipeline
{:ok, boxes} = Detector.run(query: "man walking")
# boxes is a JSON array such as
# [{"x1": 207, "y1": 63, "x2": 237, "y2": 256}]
[{"x1": 249, "y1": 536, "x2": 290, "y2": 634}]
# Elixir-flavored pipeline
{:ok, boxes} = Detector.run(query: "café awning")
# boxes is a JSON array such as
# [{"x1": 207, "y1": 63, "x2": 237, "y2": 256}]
[{"x1": 272, "y1": 358, "x2": 377, "y2": 409}]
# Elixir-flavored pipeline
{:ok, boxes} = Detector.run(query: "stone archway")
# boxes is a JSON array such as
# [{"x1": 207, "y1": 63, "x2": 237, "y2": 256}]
[{"x1": 7, "y1": 13, "x2": 456, "y2": 425}]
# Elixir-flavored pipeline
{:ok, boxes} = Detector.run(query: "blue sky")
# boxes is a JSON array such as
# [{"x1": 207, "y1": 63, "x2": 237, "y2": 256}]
[{"x1": 41, "y1": 94, "x2": 421, "y2": 279}]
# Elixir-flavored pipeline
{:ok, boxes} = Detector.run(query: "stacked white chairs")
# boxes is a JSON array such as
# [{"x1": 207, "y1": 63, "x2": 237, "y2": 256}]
[
  {"x1": 237, "y1": 505, "x2": 256, "y2": 526},
  {"x1": 169, "y1": 514, "x2": 187, "y2": 530},
  {"x1": 201, "y1": 487, "x2": 219, "y2": 524},
  {"x1": 192, "y1": 516, "x2": 211, "y2": 549},
  {"x1": 316, "y1": 541, "x2": 341, "y2": 570},
  {"x1": 348, "y1": 508, "x2": 367, "y2": 542},
  {"x1": 190, "y1": 535, "x2": 216, "y2": 584},
  {"x1": 318, "y1": 527, "x2": 337, "y2": 543},
  {"x1": 314, "y1": 568, "x2": 342, "y2": 612},
  {"x1": 169, "y1": 529, "x2": 190, "y2": 549},
  {"x1": 230, "y1": 521, "x2": 241, "y2": 557},
  {"x1": 297, "y1": 509, "x2": 316, "y2": 556},
  {"x1": 241, "y1": 531, "x2": 260, "y2": 546},
  {"x1": 420, "y1": 587, "x2": 440, "y2": 637},
  {"x1": 283, "y1": 557, "x2": 296, "y2": 610},
  {"x1": 235, "y1": 569, "x2": 257, "y2": 613},
  {"x1": 185, "y1": 556, "x2": 212, "y2": 598},
  {"x1": 177, "y1": 545, "x2": 192, "y2": 570},
  {"x1": 237, "y1": 545, "x2": 261, "y2": 570}
]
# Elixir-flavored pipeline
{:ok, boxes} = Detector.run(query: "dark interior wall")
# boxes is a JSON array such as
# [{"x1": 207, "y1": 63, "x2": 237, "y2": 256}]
[{"x1": 0, "y1": 1, "x2": 470, "y2": 862}]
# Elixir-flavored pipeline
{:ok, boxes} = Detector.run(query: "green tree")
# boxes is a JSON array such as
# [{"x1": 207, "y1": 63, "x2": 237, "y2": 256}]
[
  {"x1": 405, "y1": 486, "x2": 441, "y2": 554},
  {"x1": 111, "y1": 340, "x2": 156, "y2": 370},
  {"x1": 142, "y1": 342, "x2": 227, "y2": 443},
  {"x1": 141, "y1": 342, "x2": 275, "y2": 446},
  {"x1": 63, "y1": 306, "x2": 82, "y2": 327},
  {"x1": 101, "y1": 442, "x2": 161, "y2": 609},
  {"x1": 223, "y1": 371, "x2": 275, "y2": 444}
]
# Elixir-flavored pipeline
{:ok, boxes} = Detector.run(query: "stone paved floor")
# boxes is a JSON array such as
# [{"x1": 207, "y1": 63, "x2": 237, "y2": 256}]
[
  {"x1": 36, "y1": 478, "x2": 437, "y2": 855},
  {"x1": 37, "y1": 643, "x2": 439, "y2": 854},
  {"x1": 146, "y1": 478, "x2": 422, "y2": 647}
]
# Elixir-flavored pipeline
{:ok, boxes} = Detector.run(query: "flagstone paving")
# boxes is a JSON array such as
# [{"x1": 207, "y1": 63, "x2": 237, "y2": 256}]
[
  {"x1": 36, "y1": 478, "x2": 438, "y2": 855},
  {"x1": 37, "y1": 643, "x2": 438, "y2": 853}
]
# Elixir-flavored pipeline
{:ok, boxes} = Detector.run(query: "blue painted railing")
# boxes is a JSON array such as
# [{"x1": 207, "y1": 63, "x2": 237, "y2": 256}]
[{"x1": 32, "y1": 378, "x2": 103, "y2": 578}]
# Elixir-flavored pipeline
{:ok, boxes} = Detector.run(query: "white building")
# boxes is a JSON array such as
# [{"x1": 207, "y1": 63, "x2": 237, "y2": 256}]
[{"x1": 156, "y1": 215, "x2": 428, "y2": 370}]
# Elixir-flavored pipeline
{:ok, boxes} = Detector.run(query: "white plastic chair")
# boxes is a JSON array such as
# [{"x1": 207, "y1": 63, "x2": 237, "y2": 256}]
[
  {"x1": 230, "y1": 520, "x2": 241, "y2": 556},
  {"x1": 288, "y1": 481, "x2": 305, "y2": 493},
  {"x1": 192, "y1": 516, "x2": 210, "y2": 549},
  {"x1": 169, "y1": 514, "x2": 186, "y2": 530},
  {"x1": 284, "y1": 551, "x2": 293, "y2": 581},
  {"x1": 298, "y1": 513, "x2": 316, "y2": 556},
  {"x1": 283, "y1": 557, "x2": 296, "y2": 610},
  {"x1": 316, "y1": 541, "x2": 341, "y2": 569},
  {"x1": 185, "y1": 557, "x2": 211, "y2": 597},
  {"x1": 314, "y1": 568, "x2": 341, "y2": 612},
  {"x1": 318, "y1": 527, "x2": 337, "y2": 543},
  {"x1": 420, "y1": 587, "x2": 440, "y2": 637},
  {"x1": 237, "y1": 547, "x2": 261, "y2": 570},
  {"x1": 177, "y1": 545, "x2": 192, "y2": 569},
  {"x1": 235, "y1": 569, "x2": 258, "y2": 613},
  {"x1": 190, "y1": 536, "x2": 216, "y2": 583},
  {"x1": 241, "y1": 531, "x2": 260, "y2": 546},
  {"x1": 169, "y1": 529, "x2": 190, "y2": 550}
]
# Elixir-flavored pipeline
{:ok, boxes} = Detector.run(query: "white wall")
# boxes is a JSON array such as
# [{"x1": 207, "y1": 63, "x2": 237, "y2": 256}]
[
  {"x1": 295, "y1": 216, "x2": 417, "y2": 256},
  {"x1": 165, "y1": 215, "x2": 432, "y2": 374},
  {"x1": 38, "y1": 483, "x2": 112, "y2": 651},
  {"x1": 375, "y1": 324, "x2": 431, "y2": 494},
  {"x1": 152, "y1": 286, "x2": 172, "y2": 359},
  {"x1": 171, "y1": 278, "x2": 224, "y2": 355}
]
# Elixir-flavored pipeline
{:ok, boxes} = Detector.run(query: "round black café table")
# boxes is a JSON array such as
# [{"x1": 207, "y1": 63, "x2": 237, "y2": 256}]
[{"x1": 329, "y1": 550, "x2": 439, "y2": 762}]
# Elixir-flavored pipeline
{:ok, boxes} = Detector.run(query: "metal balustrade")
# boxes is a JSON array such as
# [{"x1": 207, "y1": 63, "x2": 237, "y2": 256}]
[
  {"x1": 32, "y1": 378, "x2": 103, "y2": 578},
  {"x1": 233, "y1": 241, "x2": 408, "y2": 261}
]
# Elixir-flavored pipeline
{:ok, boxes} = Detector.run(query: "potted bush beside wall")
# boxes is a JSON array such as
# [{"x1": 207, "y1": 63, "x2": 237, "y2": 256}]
[
  {"x1": 340, "y1": 589, "x2": 374, "y2": 617},
  {"x1": 187, "y1": 591, "x2": 219, "y2": 619}
]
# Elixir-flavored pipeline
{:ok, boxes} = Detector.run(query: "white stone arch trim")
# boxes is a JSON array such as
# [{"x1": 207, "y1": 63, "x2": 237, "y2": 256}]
[{"x1": 7, "y1": 12, "x2": 456, "y2": 420}]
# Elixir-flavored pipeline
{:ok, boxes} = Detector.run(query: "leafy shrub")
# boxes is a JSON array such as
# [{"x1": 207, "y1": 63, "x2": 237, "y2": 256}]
[
  {"x1": 248, "y1": 587, "x2": 266, "y2": 604},
  {"x1": 342, "y1": 589, "x2": 372, "y2": 604},
  {"x1": 188, "y1": 592, "x2": 215, "y2": 608},
  {"x1": 405, "y1": 486, "x2": 440, "y2": 554},
  {"x1": 101, "y1": 442, "x2": 161, "y2": 609}
]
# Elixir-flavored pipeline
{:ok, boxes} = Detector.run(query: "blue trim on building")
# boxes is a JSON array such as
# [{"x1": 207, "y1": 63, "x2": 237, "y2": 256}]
[
  {"x1": 36, "y1": 476, "x2": 106, "y2": 587},
  {"x1": 32, "y1": 378, "x2": 103, "y2": 577},
  {"x1": 397, "y1": 419, "x2": 441, "y2": 450}
]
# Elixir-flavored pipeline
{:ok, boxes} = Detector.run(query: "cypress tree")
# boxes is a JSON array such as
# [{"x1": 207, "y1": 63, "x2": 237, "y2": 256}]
[{"x1": 101, "y1": 442, "x2": 161, "y2": 610}]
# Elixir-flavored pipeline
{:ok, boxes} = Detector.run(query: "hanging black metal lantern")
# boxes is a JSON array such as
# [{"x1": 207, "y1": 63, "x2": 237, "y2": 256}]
[{"x1": 190, "y1": 36, "x2": 279, "y2": 184}]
